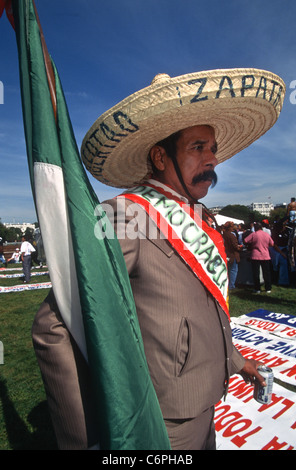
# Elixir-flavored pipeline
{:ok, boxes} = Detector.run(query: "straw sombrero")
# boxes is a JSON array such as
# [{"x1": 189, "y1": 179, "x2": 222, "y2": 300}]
[{"x1": 81, "y1": 68, "x2": 285, "y2": 188}]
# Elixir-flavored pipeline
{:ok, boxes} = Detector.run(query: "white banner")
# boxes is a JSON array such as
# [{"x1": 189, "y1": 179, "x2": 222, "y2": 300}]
[
  {"x1": 231, "y1": 311, "x2": 296, "y2": 387},
  {"x1": 215, "y1": 310, "x2": 296, "y2": 450},
  {"x1": 216, "y1": 375, "x2": 296, "y2": 450},
  {"x1": 0, "y1": 267, "x2": 24, "y2": 271},
  {"x1": 232, "y1": 309, "x2": 296, "y2": 340},
  {"x1": 0, "y1": 282, "x2": 52, "y2": 293},
  {"x1": 0, "y1": 271, "x2": 49, "y2": 278},
  {"x1": 0, "y1": 266, "x2": 47, "y2": 272},
  {"x1": 231, "y1": 325, "x2": 296, "y2": 387}
]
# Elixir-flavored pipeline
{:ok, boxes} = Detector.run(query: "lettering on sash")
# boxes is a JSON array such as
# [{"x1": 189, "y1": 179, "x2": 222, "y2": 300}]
[
  {"x1": 0, "y1": 81, "x2": 3, "y2": 105},
  {"x1": 122, "y1": 185, "x2": 230, "y2": 317}
]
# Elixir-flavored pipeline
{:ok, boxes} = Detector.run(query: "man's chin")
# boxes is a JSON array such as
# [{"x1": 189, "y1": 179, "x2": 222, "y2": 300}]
[{"x1": 190, "y1": 181, "x2": 213, "y2": 201}]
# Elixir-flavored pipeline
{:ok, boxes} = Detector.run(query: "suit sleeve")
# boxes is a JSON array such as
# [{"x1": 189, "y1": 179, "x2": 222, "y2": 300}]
[
  {"x1": 230, "y1": 345, "x2": 246, "y2": 375},
  {"x1": 32, "y1": 290, "x2": 100, "y2": 449}
]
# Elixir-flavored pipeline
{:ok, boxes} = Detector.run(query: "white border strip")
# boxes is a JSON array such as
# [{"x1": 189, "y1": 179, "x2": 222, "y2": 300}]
[{"x1": 34, "y1": 162, "x2": 87, "y2": 359}]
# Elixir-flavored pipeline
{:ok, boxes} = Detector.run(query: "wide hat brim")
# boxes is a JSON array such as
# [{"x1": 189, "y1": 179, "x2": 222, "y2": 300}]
[{"x1": 81, "y1": 68, "x2": 285, "y2": 188}]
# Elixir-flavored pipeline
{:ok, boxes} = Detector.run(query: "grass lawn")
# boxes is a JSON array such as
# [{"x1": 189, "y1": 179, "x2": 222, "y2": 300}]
[
  {"x1": 0, "y1": 264, "x2": 295, "y2": 450},
  {"x1": 0, "y1": 265, "x2": 57, "y2": 450},
  {"x1": 229, "y1": 284, "x2": 296, "y2": 318}
]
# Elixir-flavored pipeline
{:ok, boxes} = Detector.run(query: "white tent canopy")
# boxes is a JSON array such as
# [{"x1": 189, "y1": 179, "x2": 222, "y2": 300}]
[{"x1": 215, "y1": 214, "x2": 244, "y2": 226}]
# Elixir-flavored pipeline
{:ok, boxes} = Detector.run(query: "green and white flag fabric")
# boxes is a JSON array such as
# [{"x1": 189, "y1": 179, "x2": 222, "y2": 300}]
[{"x1": 1, "y1": 0, "x2": 170, "y2": 450}]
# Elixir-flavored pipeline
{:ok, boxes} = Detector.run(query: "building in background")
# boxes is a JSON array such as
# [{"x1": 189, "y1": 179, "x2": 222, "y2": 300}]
[
  {"x1": 209, "y1": 206, "x2": 223, "y2": 215},
  {"x1": 4, "y1": 222, "x2": 36, "y2": 233},
  {"x1": 249, "y1": 202, "x2": 274, "y2": 217}
]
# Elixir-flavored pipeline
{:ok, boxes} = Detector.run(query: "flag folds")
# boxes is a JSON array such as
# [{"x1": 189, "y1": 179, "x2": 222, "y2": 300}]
[{"x1": 3, "y1": 0, "x2": 170, "y2": 450}]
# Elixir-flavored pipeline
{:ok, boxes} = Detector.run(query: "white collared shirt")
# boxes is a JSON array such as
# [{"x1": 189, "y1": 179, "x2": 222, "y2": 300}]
[{"x1": 20, "y1": 241, "x2": 36, "y2": 256}]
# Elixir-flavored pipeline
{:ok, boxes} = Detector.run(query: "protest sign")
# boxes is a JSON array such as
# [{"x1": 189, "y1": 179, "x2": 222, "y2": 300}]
[
  {"x1": 216, "y1": 310, "x2": 296, "y2": 450},
  {"x1": 232, "y1": 309, "x2": 296, "y2": 340},
  {"x1": 216, "y1": 375, "x2": 296, "y2": 450},
  {"x1": 231, "y1": 311, "x2": 296, "y2": 387}
]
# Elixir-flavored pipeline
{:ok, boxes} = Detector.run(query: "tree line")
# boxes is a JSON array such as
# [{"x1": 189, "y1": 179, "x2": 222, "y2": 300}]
[
  {"x1": 218, "y1": 205, "x2": 286, "y2": 224},
  {"x1": 0, "y1": 222, "x2": 37, "y2": 243}
]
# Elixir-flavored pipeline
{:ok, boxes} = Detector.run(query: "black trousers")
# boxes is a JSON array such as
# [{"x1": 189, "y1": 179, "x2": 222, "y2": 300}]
[{"x1": 251, "y1": 259, "x2": 271, "y2": 291}]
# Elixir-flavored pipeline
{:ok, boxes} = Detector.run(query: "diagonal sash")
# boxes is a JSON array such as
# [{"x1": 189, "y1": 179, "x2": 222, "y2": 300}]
[{"x1": 122, "y1": 182, "x2": 230, "y2": 320}]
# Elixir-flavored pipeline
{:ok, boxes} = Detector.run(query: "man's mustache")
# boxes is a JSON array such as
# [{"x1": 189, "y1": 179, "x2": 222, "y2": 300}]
[{"x1": 191, "y1": 170, "x2": 218, "y2": 188}]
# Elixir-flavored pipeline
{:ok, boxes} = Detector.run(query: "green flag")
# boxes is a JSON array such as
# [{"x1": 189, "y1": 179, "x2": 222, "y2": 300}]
[{"x1": 3, "y1": 0, "x2": 170, "y2": 450}]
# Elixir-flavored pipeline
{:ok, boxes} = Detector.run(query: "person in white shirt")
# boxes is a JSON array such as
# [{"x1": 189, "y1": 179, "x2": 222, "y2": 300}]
[
  {"x1": 262, "y1": 219, "x2": 271, "y2": 236},
  {"x1": 7, "y1": 248, "x2": 21, "y2": 264},
  {"x1": 20, "y1": 235, "x2": 36, "y2": 283}
]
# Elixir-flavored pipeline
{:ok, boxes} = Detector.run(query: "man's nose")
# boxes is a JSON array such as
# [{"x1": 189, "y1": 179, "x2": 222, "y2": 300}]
[{"x1": 203, "y1": 149, "x2": 218, "y2": 168}]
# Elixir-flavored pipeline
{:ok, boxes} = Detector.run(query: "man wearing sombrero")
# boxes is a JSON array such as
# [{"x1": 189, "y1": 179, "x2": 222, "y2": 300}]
[{"x1": 33, "y1": 68, "x2": 285, "y2": 449}]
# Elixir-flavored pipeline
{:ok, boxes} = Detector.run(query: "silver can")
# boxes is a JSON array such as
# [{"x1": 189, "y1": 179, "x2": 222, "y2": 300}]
[{"x1": 254, "y1": 365, "x2": 273, "y2": 404}]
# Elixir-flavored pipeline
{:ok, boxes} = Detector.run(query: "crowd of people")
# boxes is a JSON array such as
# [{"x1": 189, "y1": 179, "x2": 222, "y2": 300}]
[{"x1": 221, "y1": 215, "x2": 294, "y2": 293}]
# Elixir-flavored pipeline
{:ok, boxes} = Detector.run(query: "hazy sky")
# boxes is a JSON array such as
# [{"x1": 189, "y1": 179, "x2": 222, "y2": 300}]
[{"x1": 1, "y1": 0, "x2": 296, "y2": 222}]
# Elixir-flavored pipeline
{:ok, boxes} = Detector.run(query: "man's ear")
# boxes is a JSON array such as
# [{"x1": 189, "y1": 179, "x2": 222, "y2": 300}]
[{"x1": 149, "y1": 145, "x2": 167, "y2": 171}]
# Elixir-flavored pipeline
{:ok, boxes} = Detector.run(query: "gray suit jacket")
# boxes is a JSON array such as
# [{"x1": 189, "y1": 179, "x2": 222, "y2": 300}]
[{"x1": 103, "y1": 196, "x2": 245, "y2": 419}]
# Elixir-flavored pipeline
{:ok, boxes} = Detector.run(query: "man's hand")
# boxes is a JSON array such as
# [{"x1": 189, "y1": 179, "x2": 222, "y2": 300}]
[{"x1": 239, "y1": 359, "x2": 266, "y2": 387}]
